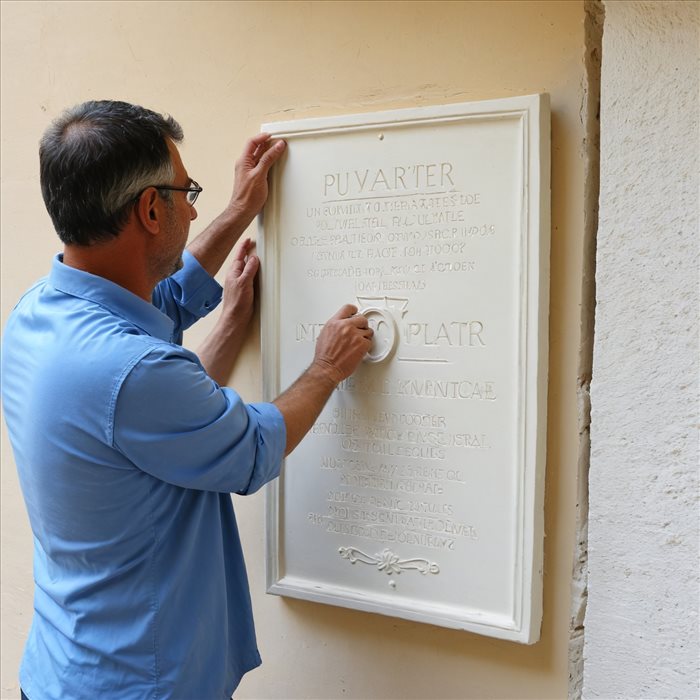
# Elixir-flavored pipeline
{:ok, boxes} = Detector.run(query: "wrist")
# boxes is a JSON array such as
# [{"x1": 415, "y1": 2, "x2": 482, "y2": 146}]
[
  {"x1": 218, "y1": 304, "x2": 252, "y2": 332},
  {"x1": 307, "y1": 359, "x2": 342, "y2": 388},
  {"x1": 223, "y1": 200, "x2": 256, "y2": 231}
]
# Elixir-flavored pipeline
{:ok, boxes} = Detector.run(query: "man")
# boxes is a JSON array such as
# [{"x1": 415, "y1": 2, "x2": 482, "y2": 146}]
[{"x1": 1, "y1": 100, "x2": 373, "y2": 700}]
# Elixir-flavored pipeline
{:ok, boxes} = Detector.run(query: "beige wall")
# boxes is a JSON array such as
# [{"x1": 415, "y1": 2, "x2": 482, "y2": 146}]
[{"x1": 0, "y1": 2, "x2": 588, "y2": 698}]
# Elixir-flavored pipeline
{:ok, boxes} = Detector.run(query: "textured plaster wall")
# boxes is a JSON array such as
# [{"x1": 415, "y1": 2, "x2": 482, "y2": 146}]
[
  {"x1": 584, "y1": 1, "x2": 700, "y2": 698},
  {"x1": 1, "y1": 2, "x2": 590, "y2": 699}
]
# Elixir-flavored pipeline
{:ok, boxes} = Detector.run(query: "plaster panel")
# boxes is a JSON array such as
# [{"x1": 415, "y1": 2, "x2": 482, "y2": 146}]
[{"x1": 262, "y1": 95, "x2": 550, "y2": 643}]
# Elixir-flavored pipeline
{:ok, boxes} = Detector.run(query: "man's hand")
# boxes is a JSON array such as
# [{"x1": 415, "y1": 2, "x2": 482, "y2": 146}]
[
  {"x1": 221, "y1": 237, "x2": 259, "y2": 328},
  {"x1": 228, "y1": 133, "x2": 286, "y2": 222},
  {"x1": 187, "y1": 133, "x2": 285, "y2": 278},
  {"x1": 196, "y1": 238, "x2": 260, "y2": 386},
  {"x1": 311, "y1": 305, "x2": 374, "y2": 385},
  {"x1": 273, "y1": 305, "x2": 373, "y2": 455}
]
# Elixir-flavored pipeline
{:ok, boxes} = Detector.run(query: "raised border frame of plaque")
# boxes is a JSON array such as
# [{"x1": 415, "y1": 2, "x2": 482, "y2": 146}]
[{"x1": 260, "y1": 94, "x2": 550, "y2": 643}]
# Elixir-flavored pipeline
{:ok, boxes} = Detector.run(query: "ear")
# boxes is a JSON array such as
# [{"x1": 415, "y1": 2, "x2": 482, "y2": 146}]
[{"x1": 134, "y1": 187, "x2": 162, "y2": 235}]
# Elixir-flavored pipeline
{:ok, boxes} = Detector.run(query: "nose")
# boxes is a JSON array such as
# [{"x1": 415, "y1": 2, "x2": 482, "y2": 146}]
[{"x1": 189, "y1": 205, "x2": 198, "y2": 221}]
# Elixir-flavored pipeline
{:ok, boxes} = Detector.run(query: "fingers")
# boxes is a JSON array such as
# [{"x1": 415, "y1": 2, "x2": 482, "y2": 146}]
[
  {"x1": 241, "y1": 133, "x2": 286, "y2": 170},
  {"x1": 243, "y1": 133, "x2": 271, "y2": 159},
  {"x1": 233, "y1": 237, "x2": 254, "y2": 263},
  {"x1": 313, "y1": 302, "x2": 378, "y2": 384},
  {"x1": 349, "y1": 313, "x2": 370, "y2": 329},
  {"x1": 231, "y1": 134, "x2": 286, "y2": 219},
  {"x1": 238, "y1": 254, "x2": 259, "y2": 285},
  {"x1": 257, "y1": 139, "x2": 286, "y2": 171},
  {"x1": 229, "y1": 238, "x2": 251, "y2": 276},
  {"x1": 328, "y1": 306, "x2": 373, "y2": 338},
  {"x1": 227, "y1": 238, "x2": 259, "y2": 285},
  {"x1": 330, "y1": 304, "x2": 358, "y2": 321}
]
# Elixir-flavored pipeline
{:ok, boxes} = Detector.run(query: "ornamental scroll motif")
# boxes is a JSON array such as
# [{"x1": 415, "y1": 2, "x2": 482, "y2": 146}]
[{"x1": 339, "y1": 546, "x2": 440, "y2": 575}]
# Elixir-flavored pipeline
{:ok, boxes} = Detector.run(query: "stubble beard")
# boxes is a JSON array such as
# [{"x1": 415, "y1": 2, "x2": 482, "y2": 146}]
[
  {"x1": 168, "y1": 255, "x2": 184, "y2": 277},
  {"x1": 154, "y1": 205, "x2": 187, "y2": 281}
]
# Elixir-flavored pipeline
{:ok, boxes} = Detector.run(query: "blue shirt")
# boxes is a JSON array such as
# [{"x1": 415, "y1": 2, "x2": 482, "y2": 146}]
[{"x1": 1, "y1": 251, "x2": 286, "y2": 700}]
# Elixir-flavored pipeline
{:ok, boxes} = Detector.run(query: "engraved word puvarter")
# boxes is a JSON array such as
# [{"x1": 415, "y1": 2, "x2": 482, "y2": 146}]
[{"x1": 324, "y1": 162, "x2": 455, "y2": 198}]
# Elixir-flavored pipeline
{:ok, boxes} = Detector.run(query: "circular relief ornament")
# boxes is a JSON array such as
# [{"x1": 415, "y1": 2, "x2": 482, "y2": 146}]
[{"x1": 361, "y1": 307, "x2": 398, "y2": 364}]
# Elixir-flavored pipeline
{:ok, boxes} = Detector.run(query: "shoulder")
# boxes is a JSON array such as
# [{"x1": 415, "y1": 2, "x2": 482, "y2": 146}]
[{"x1": 5, "y1": 276, "x2": 48, "y2": 317}]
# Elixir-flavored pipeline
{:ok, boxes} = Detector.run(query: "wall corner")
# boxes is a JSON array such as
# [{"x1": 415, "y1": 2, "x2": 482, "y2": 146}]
[{"x1": 568, "y1": 1, "x2": 603, "y2": 698}]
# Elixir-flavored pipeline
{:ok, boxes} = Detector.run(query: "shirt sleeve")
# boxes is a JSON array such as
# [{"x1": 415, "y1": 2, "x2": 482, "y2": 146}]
[
  {"x1": 111, "y1": 344, "x2": 286, "y2": 494},
  {"x1": 151, "y1": 250, "x2": 223, "y2": 342}
]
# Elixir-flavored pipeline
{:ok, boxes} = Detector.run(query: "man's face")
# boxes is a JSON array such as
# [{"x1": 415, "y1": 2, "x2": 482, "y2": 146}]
[{"x1": 157, "y1": 140, "x2": 197, "y2": 278}]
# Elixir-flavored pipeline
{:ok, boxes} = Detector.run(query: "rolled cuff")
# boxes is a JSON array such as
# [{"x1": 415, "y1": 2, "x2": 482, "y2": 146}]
[
  {"x1": 235, "y1": 400, "x2": 287, "y2": 495},
  {"x1": 152, "y1": 251, "x2": 223, "y2": 338}
]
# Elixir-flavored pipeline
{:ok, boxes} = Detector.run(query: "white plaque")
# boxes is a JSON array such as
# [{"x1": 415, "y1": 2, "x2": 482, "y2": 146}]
[{"x1": 261, "y1": 95, "x2": 550, "y2": 643}]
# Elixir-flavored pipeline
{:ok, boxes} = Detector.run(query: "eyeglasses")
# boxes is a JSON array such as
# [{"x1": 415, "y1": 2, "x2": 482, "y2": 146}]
[{"x1": 153, "y1": 179, "x2": 202, "y2": 206}]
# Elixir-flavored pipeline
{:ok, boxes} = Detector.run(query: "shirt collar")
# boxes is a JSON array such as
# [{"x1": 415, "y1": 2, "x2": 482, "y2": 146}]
[{"x1": 49, "y1": 254, "x2": 175, "y2": 342}]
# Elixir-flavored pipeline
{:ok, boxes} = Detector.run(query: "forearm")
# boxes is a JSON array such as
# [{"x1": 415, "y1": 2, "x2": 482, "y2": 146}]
[
  {"x1": 197, "y1": 312, "x2": 248, "y2": 386},
  {"x1": 273, "y1": 305, "x2": 373, "y2": 455},
  {"x1": 273, "y1": 362, "x2": 338, "y2": 456},
  {"x1": 186, "y1": 206, "x2": 251, "y2": 278}
]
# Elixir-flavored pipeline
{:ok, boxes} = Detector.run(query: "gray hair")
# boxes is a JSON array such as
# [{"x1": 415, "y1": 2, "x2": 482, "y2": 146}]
[{"x1": 40, "y1": 100, "x2": 183, "y2": 245}]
